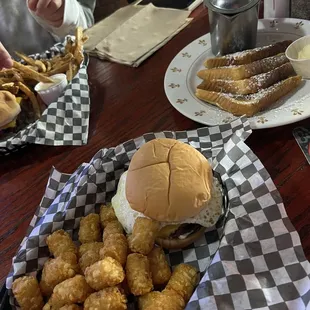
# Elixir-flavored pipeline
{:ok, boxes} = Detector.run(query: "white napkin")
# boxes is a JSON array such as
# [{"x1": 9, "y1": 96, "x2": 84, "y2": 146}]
[{"x1": 84, "y1": 4, "x2": 192, "y2": 67}]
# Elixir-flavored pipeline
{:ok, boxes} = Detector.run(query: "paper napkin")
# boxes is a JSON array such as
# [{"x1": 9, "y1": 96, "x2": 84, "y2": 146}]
[{"x1": 84, "y1": 4, "x2": 192, "y2": 67}]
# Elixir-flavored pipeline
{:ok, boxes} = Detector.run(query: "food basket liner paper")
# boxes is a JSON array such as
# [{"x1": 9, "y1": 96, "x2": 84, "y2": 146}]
[
  {"x1": 5, "y1": 116, "x2": 310, "y2": 309},
  {"x1": 0, "y1": 38, "x2": 90, "y2": 154}
]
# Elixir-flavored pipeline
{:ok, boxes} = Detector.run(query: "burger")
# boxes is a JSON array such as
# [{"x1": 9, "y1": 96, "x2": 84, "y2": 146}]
[
  {"x1": 111, "y1": 138, "x2": 224, "y2": 249},
  {"x1": 0, "y1": 91, "x2": 21, "y2": 130}
]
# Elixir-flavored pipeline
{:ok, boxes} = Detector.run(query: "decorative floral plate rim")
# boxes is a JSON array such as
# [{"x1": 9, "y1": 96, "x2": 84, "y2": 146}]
[{"x1": 164, "y1": 18, "x2": 310, "y2": 129}]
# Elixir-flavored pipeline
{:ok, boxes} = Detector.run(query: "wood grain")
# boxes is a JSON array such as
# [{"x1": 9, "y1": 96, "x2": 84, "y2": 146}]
[{"x1": 0, "y1": 5, "x2": 309, "y2": 287}]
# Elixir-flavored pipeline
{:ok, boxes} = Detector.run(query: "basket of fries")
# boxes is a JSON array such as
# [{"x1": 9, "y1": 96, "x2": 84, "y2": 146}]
[{"x1": 0, "y1": 28, "x2": 91, "y2": 156}]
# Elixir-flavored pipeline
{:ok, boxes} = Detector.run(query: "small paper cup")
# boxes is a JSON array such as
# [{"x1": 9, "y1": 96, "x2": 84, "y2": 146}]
[
  {"x1": 35, "y1": 73, "x2": 68, "y2": 106},
  {"x1": 286, "y1": 35, "x2": 310, "y2": 79}
]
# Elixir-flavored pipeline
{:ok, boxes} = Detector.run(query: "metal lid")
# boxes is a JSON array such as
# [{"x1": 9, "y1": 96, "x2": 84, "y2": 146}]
[{"x1": 205, "y1": 0, "x2": 260, "y2": 14}]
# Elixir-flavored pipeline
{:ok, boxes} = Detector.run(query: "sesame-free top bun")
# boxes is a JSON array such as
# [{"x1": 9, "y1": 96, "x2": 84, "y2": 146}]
[
  {"x1": 0, "y1": 91, "x2": 20, "y2": 128},
  {"x1": 125, "y1": 138, "x2": 213, "y2": 222}
]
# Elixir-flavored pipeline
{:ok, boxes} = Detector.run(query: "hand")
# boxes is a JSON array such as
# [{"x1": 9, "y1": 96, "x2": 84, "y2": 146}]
[
  {"x1": 28, "y1": 0, "x2": 65, "y2": 28},
  {"x1": 0, "y1": 43, "x2": 13, "y2": 70}
]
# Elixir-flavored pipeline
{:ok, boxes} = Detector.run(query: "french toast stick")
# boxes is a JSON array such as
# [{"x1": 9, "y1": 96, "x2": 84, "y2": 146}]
[
  {"x1": 197, "y1": 54, "x2": 289, "y2": 81},
  {"x1": 195, "y1": 75, "x2": 302, "y2": 117},
  {"x1": 197, "y1": 63, "x2": 295, "y2": 95},
  {"x1": 205, "y1": 40, "x2": 292, "y2": 68}
]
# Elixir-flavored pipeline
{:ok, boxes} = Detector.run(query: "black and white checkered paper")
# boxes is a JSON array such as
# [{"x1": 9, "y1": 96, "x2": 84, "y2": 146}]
[
  {"x1": 0, "y1": 39, "x2": 90, "y2": 155},
  {"x1": 5, "y1": 116, "x2": 310, "y2": 309}
]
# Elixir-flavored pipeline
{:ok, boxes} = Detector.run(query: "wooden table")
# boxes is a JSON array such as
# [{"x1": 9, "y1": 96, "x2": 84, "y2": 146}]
[{"x1": 0, "y1": 6, "x2": 309, "y2": 287}]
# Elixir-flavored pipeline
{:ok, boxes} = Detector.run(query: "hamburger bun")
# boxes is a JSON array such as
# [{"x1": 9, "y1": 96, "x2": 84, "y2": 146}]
[
  {"x1": 125, "y1": 138, "x2": 213, "y2": 222},
  {"x1": 0, "y1": 91, "x2": 21, "y2": 129}
]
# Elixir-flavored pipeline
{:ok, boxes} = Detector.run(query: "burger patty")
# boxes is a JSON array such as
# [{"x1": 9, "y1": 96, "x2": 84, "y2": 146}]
[{"x1": 169, "y1": 224, "x2": 202, "y2": 240}]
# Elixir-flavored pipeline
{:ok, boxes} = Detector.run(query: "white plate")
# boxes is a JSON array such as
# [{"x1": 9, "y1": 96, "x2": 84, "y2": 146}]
[{"x1": 164, "y1": 18, "x2": 310, "y2": 129}]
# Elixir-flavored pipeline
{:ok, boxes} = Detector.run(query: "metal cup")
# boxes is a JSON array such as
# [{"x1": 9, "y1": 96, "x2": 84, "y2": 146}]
[{"x1": 205, "y1": 0, "x2": 261, "y2": 56}]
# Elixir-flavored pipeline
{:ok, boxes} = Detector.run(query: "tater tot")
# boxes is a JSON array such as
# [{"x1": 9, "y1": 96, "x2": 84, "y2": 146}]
[
  {"x1": 165, "y1": 264, "x2": 199, "y2": 303},
  {"x1": 79, "y1": 242, "x2": 104, "y2": 258},
  {"x1": 48, "y1": 275, "x2": 93, "y2": 308},
  {"x1": 100, "y1": 234, "x2": 128, "y2": 266},
  {"x1": 40, "y1": 252, "x2": 79, "y2": 296},
  {"x1": 84, "y1": 287, "x2": 127, "y2": 310},
  {"x1": 100, "y1": 205, "x2": 117, "y2": 228},
  {"x1": 85, "y1": 257, "x2": 125, "y2": 291},
  {"x1": 138, "y1": 291, "x2": 161, "y2": 309},
  {"x1": 78, "y1": 242, "x2": 104, "y2": 274},
  {"x1": 102, "y1": 220, "x2": 124, "y2": 242},
  {"x1": 12, "y1": 276, "x2": 44, "y2": 310},
  {"x1": 139, "y1": 289, "x2": 185, "y2": 310},
  {"x1": 43, "y1": 303, "x2": 82, "y2": 310},
  {"x1": 147, "y1": 246, "x2": 171, "y2": 286},
  {"x1": 79, "y1": 213, "x2": 101, "y2": 244},
  {"x1": 46, "y1": 229, "x2": 77, "y2": 257},
  {"x1": 59, "y1": 305, "x2": 82, "y2": 310},
  {"x1": 126, "y1": 253, "x2": 153, "y2": 296},
  {"x1": 127, "y1": 217, "x2": 160, "y2": 255},
  {"x1": 79, "y1": 250, "x2": 101, "y2": 274}
]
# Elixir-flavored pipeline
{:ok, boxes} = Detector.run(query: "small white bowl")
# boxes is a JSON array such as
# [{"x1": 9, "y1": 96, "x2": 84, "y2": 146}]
[
  {"x1": 35, "y1": 73, "x2": 68, "y2": 106},
  {"x1": 286, "y1": 35, "x2": 310, "y2": 79}
]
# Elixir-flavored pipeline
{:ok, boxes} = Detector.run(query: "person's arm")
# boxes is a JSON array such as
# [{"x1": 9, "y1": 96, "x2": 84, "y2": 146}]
[{"x1": 28, "y1": 0, "x2": 96, "y2": 39}]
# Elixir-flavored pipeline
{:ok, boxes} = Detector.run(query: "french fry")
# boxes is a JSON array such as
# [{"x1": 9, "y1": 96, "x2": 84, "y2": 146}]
[
  {"x1": 18, "y1": 82, "x2": 41, "y2": 118},
  {"x1": 74, "y1": 27, "x2": 84, "y2": 65},
  {"x1": 34, "y1": 60, "x2": 47, "y2": 73},
  {"x1": 75, "y1": 51, "x2": 84, "y2": 67},
  {"x1": 66, "y1": 61, "x2": 73, "y2": 81},
  {"x1": 27, "y1": 65, "x2": 40, "y2": 72},
  {"x1": 45, "y1": 60, "x2": 52, "y2": 72},
  {"x1": 74, "y1": 27, "x2": 83, "y2": 54},
  {"x1": 52, "y1": 58, "x2": 72, "y2": 71},
  {"x1": 0, "y1": 83, "x2": 19, "y2": 95},
  {"x1": 82, "y1": 35, "x2": 89, "y2": 44},
  {"x1": 13, "y1": 61, "x2": 53, "y2": 83},
  {"x1": 15, "y1": 51, "x2": 37, "y2": 65},
  {"x1": 47, "y1": 62, "x2": 70, "y2": 76},
  {"x1": 12, "y1": 70, "x2": 24, "y2": 82},
  {"x1": 15, "y1": 52, "x2": 47, "y2": 72},
  {"x1": 0, "y1": 77, "x2": 15, "y2": 84},
  {"x1": 62, "y1": 53, "x2": 74, "y2": 63},
  {"x1": 50, "y1": 54, "x2": 62, "y2": 65},
  {"x1": 0, "y1": 69, "x2": 15, "y2": 77},
  {"x1": 72, "y1": 63, "x2": 79, "y2": 79}
]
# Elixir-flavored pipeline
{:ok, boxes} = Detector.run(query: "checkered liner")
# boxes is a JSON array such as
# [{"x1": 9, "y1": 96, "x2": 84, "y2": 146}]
[
  {"x1": 5, "y1": 116, "x2": 310, "y2": 309},
  {"x1": 0, "y1": 38, "x2": 90, "y2": 155}
]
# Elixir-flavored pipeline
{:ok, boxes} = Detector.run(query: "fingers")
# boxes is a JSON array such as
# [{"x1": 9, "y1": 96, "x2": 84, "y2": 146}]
[
  {"x1": 28, "y1": 0, "x2": 64, "y2": 27},
  {"x1": 27, "y1": 0, "x2": 40, "y2": 11},
  {"x1": 0, "y1": 42, "x2": 12, "y2": 69},
  {"x1": 36, "y1": 0, "x2": 52, "y2": 14},
  {"x1": 28, "y1": 0, "x2": 62, "y2": 14}
]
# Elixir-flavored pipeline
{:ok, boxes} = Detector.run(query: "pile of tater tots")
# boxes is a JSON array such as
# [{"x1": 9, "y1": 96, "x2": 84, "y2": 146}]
[{"x1": 12, "y1": 205, "x2": 199, "y2": 310}]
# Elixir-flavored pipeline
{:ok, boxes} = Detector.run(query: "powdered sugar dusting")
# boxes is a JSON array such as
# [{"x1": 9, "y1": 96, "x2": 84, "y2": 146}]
[
  {"x1": 209, "y1": 53, "x2": 288, "y2": 70},
  {"x1": 225, "y1": 44, "x2": 272, "y2": 59},
  {"x1": 207, "y1": 40, "x2": 292, "y2": 67},
  {"x1": 220, "y1": 77, "x2": 299, "y2": 103}
]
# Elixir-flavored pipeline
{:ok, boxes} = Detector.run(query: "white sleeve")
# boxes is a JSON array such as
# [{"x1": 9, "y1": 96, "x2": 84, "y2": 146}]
[{"x1": 28, "y1": 0, "x2": 93, "y2": 39}]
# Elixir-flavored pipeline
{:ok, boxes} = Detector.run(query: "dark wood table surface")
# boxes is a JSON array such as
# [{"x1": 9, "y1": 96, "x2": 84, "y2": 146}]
[{"x1": 0, "y1": 6, "x2": 309, "y2": 287}]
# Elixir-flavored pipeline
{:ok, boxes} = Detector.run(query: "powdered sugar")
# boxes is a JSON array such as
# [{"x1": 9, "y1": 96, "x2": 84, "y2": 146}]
[
  {"x1": 225, "y1": 44, "x2": 272, "y2": 59},
  {"x1": 220, "y1": 77, "x2": 299, "y2": 103},
  {"x1": 207, "y1": 40, "x2": 292, "y2": 67},
  {"x1": 208, "y1": 53, "x2": 288, "y2": 71}
]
